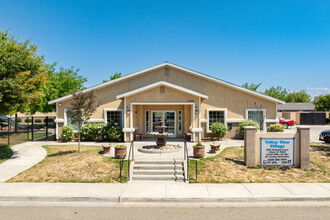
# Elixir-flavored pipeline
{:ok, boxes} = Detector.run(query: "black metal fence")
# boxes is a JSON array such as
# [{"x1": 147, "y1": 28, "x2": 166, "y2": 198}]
[{"x1": 0, "y1": 116, "x2": 56, "y2": 146}]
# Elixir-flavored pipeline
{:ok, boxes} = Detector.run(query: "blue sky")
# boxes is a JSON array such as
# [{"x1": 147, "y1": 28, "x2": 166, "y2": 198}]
[{"x1": 1, "y1": 0, "x2": 330, "y2": 98}]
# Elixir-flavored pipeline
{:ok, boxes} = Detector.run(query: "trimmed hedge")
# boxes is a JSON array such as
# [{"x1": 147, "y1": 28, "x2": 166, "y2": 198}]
[
  {"x1": 35, "y1": 119, "x2": 42, "y2": 123},
  {"x1": 239, "y1": 120, "x2": 260, "y2": 135},
  {"x1": 268, "y1": 124, "x2": 285, "y2": 132},
  {"x1": 61, "y1": 126, "x2": 74, "y2": 142},
  {"x1": 210, "y1": 122, "x2": 228, "y2": 139}
]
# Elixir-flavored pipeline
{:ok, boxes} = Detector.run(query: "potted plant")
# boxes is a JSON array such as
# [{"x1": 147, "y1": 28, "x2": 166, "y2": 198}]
[
  {"x1": 193, "y1": 142, "x2": 205, "y2": 158},
  {"x1": 115, "y1": 145, "x2": 127, "y2": 159},
  {"x1": 102, "y1": 145, "x2": 111, "y2": 154}
]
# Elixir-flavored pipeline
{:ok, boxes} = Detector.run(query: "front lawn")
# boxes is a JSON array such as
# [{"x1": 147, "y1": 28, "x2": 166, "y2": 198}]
[
  {"x1": 189, "y1": 143, "x2": 329, "y2": 183},
  {"x1": 8, "y1": 145, "x2": 128, "y2": 183},
  {"x1": 0, "y1": 145, "x2": 13, "y2": 164}
]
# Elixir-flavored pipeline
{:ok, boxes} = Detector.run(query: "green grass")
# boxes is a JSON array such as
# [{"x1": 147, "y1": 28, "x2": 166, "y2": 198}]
[{"x1": 0, "y1": 145, "x2": 13, "y2": 164}]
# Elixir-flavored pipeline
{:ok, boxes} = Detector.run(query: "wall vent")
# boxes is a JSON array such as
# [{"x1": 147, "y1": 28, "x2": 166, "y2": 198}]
[
  {"x1": 164, "y1": 68, "x2": 169, "y2": 76},
  {"x1": 160, "y1": 86, "x2": 165, "y2": 93}
]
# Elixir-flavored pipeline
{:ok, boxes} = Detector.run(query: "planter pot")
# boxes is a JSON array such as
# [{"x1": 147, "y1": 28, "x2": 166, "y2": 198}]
[
  {"x1": 193, "y1": 145, "x2": 205, "y2": 158},
  {"x1": 115, "y1": 146, "x2": 127, "y2": 159},
  {"x1": 102, "y1": 145, "x2": 111, "y2": 154},
  {"x1": 210, "y1": 144, "x2": 221, "y2": 154}
]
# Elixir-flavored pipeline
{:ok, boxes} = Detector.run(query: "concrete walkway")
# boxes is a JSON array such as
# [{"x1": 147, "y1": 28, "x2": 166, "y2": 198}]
[
  {"x1": 0, "y1": 141, "x2": 48, "y2": 182},
  {"x1": 0, "y1": 182, "x2": 329, "y2": 205}
]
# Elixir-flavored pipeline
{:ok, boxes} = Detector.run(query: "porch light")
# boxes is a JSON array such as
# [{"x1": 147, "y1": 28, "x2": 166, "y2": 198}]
[
  {"x1": 127, "y1": 110, "x2": 130, "y2": 114},
  {"x1": 195, "y1": 109, "x2": 199, "y2": 114}
]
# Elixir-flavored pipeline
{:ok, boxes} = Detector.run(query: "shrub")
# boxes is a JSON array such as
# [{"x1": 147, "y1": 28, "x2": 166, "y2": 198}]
[
  {"x1": 61, "y1": 126, "x2": 74, "y2": 142},
  {"x1": 80, "y1": 122, "x2": 104, "y2": 141},
  {"x1": 102, "y1": 123, "x2": 124, "y2": 142},
  {"x1": 16, "y1": 118, "x2": 22, "y2": 123},
  {"x1": 25, "y1": 118, "x2": 32, "y2": 123},
  {"x1": 326, "y1": 118, "x2": 330, "y2": 123},
  {"x1": 35, "y1": 119, "x2": 42, "y2": 123},
  {"x1": 194, "y1": 142, "x2": 203, "y2": 147},
  {"x1": 210, "y1": 122, "x2": 228, "y2": 139},
  {"x1": 268, "y1": 124, "x2": 285, "y2": 132},
  {"x1": 239, "y1": 120, "x2": 260, "y2": 135},
  {"x1": 44, "y1": 118, "x2": 55, "y2": 123},
  {"x1": 115, "y1": 145, "x2": 126, "y2": 148}
]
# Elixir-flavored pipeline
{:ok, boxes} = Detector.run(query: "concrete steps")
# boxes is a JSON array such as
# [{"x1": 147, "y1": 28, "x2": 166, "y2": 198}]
[{"x1": 132, "y1": 160, "x2": 185, "y2": 182}]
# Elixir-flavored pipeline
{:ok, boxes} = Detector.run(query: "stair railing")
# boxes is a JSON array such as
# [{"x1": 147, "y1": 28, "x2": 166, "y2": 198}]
[{"x1": 184, "y1": 140, "x2": 198, "y2": 182}]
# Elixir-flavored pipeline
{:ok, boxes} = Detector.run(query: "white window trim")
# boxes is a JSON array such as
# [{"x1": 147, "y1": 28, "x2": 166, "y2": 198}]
[
  {"x1": 145, "y1": 110, "x2": 150, "y2": 134},
  {"x1": 245, "y1": 108, "x2": 266, "y2": 132},
  {"x1": 151, "y1": 110, "x2": 176, "y2": 138},
  {"x1": 103, "y1": 108, "x2": 124, "y2": 127},
  {"x1": 206, "y1": 108, "x2": 227, "y2": 133},
  {"x1": 178, "y1": 110, "x2": 183, "y2": 135}
]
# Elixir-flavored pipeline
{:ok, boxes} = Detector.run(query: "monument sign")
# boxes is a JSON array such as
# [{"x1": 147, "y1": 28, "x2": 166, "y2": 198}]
[{"x1": 260, "y1": 137, "x2": 295, "y2": 166}]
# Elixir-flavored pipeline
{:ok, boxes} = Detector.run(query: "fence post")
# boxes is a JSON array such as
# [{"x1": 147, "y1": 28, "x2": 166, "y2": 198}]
[
  {"x1": 27, "y1": 117, "x2": 29, "y2": 140},
  {"x1": 46, "y1": 116, "x2": 48, "y2": 141},
  {"x1": 31, "y1": 117, "x2": 34, "y2": 141},
  {"x1": 7, "y1": 118, "x2": 10, "y2": 145}
]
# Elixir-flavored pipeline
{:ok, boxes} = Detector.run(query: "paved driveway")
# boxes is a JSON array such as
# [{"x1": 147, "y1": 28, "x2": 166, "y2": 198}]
[{"x1": 284, "y1": 125, "x2": 330, "y2": 142}]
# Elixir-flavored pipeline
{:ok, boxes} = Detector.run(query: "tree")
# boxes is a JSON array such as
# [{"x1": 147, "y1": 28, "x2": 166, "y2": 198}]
[
  {"x1": 284, "y1": 90, "x2": 311, "y2": 103},
  {"x1": 29, "y1": 63, "x2": 87, "y2": 113},
  {"x1": 0, "y1": 29, "x2": 46, "y2": 115},
  {"x1": 103, "y1": 72, "x2": 122, "y2": 83},
  {"x1": 242, "y1": 82, "x2": 262, "y2": 91},
  {"x1": 314, "y1": 94, "x2": 330, "y2": 111},
  {"x1": 67, "y1": 90, "x2": 99, "y2": 152},
  {"x1": 263, "y1": 86, "x2": 288, "y2": 101}
]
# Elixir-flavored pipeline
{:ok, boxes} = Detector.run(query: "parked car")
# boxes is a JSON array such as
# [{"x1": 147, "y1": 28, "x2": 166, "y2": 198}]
[
  {"x1": 319, "y1": 129, "x2": 330, "y2": 142},
  {"x1": 279, "y1": 118, "x2": 295, "y2": 129}
]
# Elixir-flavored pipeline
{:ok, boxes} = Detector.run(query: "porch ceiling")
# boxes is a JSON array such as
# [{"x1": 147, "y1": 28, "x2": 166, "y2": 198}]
[{"x1": 116, "y1": 81, "x2": 208, "y2": 99}]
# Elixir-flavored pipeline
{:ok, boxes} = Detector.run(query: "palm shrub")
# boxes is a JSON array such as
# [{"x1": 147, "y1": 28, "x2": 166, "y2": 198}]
[
  {"x1": 239, "y1": 120, "x2": 260, "y2": 135},
  {"x1": 210, "y1": 122, "x2": 228, "y2": 140},
  {"x1": 61, "y1": 126, "x2": 74, "y2": 142},
  {"x1": 81, "y1": 122, "x2": 104, "y2": 141},
  {"x1": 268, "y1": 124, "x2": 285, "y2": 132}
]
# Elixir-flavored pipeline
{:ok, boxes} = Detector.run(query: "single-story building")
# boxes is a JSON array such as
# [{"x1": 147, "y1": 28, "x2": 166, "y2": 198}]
[
  {"x1": 278, "y1": 103, "x2": 329, "y2": 125},
  {"x1": 49, "y1": 62, "x2": 284, "y2": 142}
]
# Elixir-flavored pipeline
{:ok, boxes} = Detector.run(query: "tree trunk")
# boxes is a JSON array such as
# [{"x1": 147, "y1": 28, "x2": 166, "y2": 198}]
[{"x1": 78, "y1": 128, "x2": 81, "y2": 153}]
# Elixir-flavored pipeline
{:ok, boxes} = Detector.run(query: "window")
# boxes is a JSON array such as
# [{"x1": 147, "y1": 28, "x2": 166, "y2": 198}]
[
  {"x1": 207, "y1": 108, "x2": 227, "y2": 132},
  {"x1": 178, "y1": 110, "x2": 182, "y2": 134},
  {"x1": 246, "y1": 108, "x2": 266, "y2": 131},
  {"x1": 105, "y1": 110, "x2": 123, "y2": 127},
  {"x1": 64, "y1": 108, "x2": 80, "y2": 130},
  {"x1": 145, "y1": 111, "x2": 150, "y2": 134}
]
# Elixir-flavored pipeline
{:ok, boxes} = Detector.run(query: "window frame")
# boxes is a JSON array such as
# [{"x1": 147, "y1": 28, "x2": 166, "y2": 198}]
[
  {"x1": 178, "y1": 110, "x2": 183, "y2": 135},
  {"x1": 245, "y1": 108, "x2": 266, "y2": 132},
  {"x1": 64, "y1": 108, "x2": 83, "y2": 131},
  {"x1": 103, "y1": 108, "x2": 124, "y2": 128},
  {"x1": 145, "y1": 110, "x2": 150, "y2": 134},
  {"x1": 206, "y1": 108, "x2": 227, "y2": 133}
]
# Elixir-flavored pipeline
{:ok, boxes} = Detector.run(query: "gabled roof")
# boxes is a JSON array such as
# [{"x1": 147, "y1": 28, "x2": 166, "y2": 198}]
[
  {"x1": 116, "y1": 81, "x2": 208, "y2": 99},
  {"x1": 278, "y1": 103, "x2": 315, "y2": 111},
  {"x1": 48, "y1": 62, "x2": 285, "y2": 104}
]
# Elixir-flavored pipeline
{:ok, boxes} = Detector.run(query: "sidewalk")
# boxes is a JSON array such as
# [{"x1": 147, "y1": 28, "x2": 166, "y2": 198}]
[{"x1": 0, "y1": 182, "x2": 329, "y2": 205}]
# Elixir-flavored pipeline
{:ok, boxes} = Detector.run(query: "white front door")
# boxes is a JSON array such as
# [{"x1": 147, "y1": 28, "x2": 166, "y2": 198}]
[{"x1": 151, "y1": 111, "x2": 176, "y2": 137}]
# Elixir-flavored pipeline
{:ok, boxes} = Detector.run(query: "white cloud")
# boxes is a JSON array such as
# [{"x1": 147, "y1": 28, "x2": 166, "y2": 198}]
[{"x1": 306, "y1": 87, "x2": 330, "y2": 99}]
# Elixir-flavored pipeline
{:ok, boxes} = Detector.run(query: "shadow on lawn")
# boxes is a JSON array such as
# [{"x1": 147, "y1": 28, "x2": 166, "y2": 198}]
[
  {"x1": 48, "y1": 150, "x2": 76, "y2": 157},
  {"x1": 311, "y1": 144, "x2": 330, "y2": 156},
  {"x1": 225, "y1": 158, "x2": 245, "y2": 165}
]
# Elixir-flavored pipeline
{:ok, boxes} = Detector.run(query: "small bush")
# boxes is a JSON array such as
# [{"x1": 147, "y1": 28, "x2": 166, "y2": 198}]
[
  {"x1": 25, "y1": 118, "x2": 32, "y2": 123},
  {"x1": 35, "y1": 119, "x2": 42, "y2": 123},
  {"x1": 194, "y1": 142, "x2": 203, "y2": 147},
  {"x1": 81, "y1": 122, "x2": 104, "y2": 141},
  {"x1": 115, "y1": 145, "x2": 126, "y2": 148},
  {"x1": 326, "y1": 118, "x2": 330, "y2": 123},
  {"x1": 268, "y1": 124, "x2": 285, "y2": 132},
  {"x1": 210, "y1": 122, "x2": 228, "y2": 139},
  {"x1": 239, "y1": 120, "x2": 260, "y2": 135},
  {"x1": 44, "y1": 118, "x2": 55, "y2": 123},
  {"x1": 102, "y1": 123, "x2": 123, "y2": 142},
  {"x1": 16, "y1": 118, "x2": 22, "y2": 123},
  {"x1": 61, "y1": 126, "x2": 74, "y2": 142}
]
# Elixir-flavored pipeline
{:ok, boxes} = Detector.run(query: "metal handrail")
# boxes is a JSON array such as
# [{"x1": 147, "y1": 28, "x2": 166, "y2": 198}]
[
  {"x1": 184, "y1": 140, "x2": 197, "y2": 182},
  {"x1": 119, "y1": 140, "x2": 134, "y2": 183}
]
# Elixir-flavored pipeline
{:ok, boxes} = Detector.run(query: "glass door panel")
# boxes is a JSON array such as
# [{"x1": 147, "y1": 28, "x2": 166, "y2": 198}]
[
  {"x1": 151, "y1": 111, "x2": 176, "y2": 137},
  {"x1": 164, "y1": 112, "x2": 175, "y2": 134}
]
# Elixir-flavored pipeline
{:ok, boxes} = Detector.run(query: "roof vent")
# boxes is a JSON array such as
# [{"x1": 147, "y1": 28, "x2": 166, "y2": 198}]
[
  {"x1": 160, "y1": 86, "x2": 165, "y2": 93},
  {"x1": 164, "y1": 68, "x2": 169, "y2": 76}
]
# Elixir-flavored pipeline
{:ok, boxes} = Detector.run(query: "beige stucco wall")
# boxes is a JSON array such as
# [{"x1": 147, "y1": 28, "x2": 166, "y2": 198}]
[{"x1": 55, "y1": 66, "x2": 280, "y2": 140}]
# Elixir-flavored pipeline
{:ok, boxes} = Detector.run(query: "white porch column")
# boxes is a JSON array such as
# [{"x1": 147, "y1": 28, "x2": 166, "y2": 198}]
[
  {"x1": 192, "y1": 102, "x2": 195, "y2": 141},
  {"x1": 123, "y1": 97, "x2": 127, "y2": 142},
  {"x1": 198, "y1": 97, "x2": 201, "y2": 141}
]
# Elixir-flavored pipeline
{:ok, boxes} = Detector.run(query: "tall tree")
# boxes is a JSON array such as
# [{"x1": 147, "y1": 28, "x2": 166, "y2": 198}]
[
  {"x1": 314, "y1": 94, "x2": 330, "y2": 111},
  {"x1": 0, "y1": 30, "x2": 46, "y2": 115},
  {"x1": 67, "y1": 90, "x2": 99, "y2": 152},
  {"x1": 242, "y1": 82, "x2": 262, "y2": 91},
  {"x1": 263, "y1": 86, "x2": 288, "y2": 101},
  {"x1": 285, "y1": 90, "x2": 311, "y2": 103},
  {"x1": 29, "y1": 63, "x2": 87, "y2": 113},
  {"x1": 103, "y1": 72, "x2": 122, "y2": 83}
]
